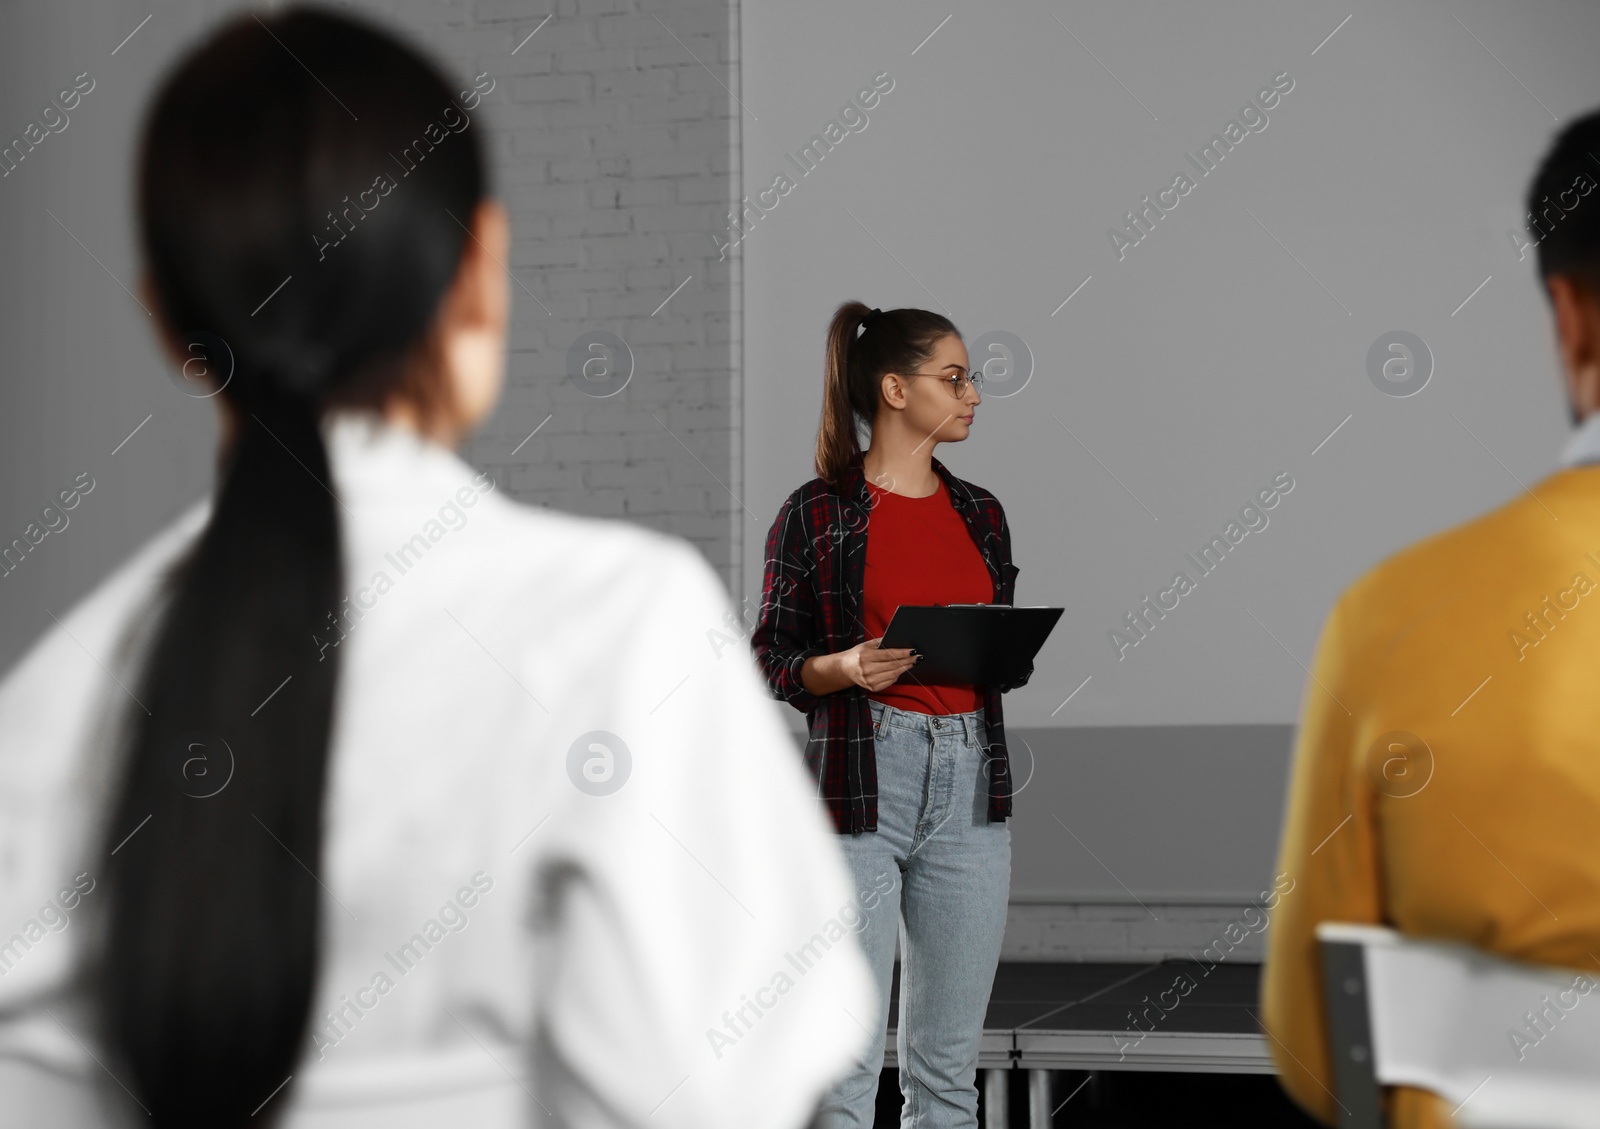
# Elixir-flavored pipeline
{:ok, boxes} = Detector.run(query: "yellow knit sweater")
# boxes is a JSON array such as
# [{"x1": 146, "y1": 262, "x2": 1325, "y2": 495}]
[{"x1": 1262, "y1": 464, "x2": 1600, "y2": 1128}]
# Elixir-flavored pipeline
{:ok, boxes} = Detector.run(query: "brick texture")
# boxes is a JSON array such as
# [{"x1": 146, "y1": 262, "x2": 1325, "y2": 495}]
[
  {"x1": 363, "y1": 0, "x2": 743, "y2": 587},
  {"x1": 1003, "y1": 902, "x2": 1271, "y2": 963}
]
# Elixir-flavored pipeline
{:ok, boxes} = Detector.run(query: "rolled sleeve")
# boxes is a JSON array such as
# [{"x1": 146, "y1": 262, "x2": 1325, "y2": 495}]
[
  {"x1": 751, "y1": 497, "x2": 826, "y2": 716},
  {"x1": 994, "y1": 659, "x2": 1033, "y2": 694}
]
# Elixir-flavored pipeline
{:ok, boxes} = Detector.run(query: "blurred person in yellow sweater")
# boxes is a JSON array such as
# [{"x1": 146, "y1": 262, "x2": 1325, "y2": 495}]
[{"x1": 1263, "y1": 110, "x2": 1600, "y2": 1128}]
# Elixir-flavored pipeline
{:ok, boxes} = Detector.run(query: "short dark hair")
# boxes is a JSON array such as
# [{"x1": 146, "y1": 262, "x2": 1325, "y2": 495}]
[{"x1": 1526, "y1": 108, "x2": 1600, "y2": 295}]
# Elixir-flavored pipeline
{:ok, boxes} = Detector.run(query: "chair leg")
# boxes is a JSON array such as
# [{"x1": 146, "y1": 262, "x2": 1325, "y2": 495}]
[
  {"x1": 1028, "y1": 1069, "x2": 1052, "y2": 1129},
  {"x1": 983, "y1": 1068, "x2": 1009, "y2": 1129}
]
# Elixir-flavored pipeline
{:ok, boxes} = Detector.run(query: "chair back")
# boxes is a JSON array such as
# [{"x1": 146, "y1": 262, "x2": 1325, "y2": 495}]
[{"x1": 1316, "y1": 921, "x2": 1600, "y2": 1129}]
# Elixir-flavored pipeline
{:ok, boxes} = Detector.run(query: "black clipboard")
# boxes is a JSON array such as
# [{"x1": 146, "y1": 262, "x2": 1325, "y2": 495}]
[{"x1": 878, "y1": 604, "x2": 1062, "y2": 687}]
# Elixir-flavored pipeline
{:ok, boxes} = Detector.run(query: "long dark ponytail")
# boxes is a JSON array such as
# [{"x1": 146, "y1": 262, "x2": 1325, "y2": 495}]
[
  {"x1": 815, "y1": 301, "x2": 959, "y2": 487},
  {"x1": 94, "y1": 9, "x2": 486, "y2": 1126}
]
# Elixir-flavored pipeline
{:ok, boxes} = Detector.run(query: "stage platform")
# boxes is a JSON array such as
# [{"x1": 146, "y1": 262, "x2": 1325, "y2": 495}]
[{"x1": 882, "y1": 959, "x2": 1274, "y2": 1075}]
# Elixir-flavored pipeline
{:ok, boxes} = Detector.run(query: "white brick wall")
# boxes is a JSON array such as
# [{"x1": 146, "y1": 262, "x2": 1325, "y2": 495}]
[
  {"x1": 365, "y1": 0, "x2": 744, "y2": 587},
  {"x1": 1003, "y1": 902, "x2": 1269, "y2": 964}
]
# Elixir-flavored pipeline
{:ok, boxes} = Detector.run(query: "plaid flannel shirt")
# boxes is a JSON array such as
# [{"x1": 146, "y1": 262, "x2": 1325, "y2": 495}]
[{"x1": 751, "y1": 451, "x2": 1031, "y2": 833}]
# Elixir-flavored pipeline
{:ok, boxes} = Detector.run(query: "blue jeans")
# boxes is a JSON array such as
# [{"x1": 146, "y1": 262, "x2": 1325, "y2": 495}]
[{"x1": 814, "y1": 700, "x2": 1011, "y2": 1129}]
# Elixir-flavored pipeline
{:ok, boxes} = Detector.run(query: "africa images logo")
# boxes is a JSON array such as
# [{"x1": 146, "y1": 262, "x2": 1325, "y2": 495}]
[
  {"x1": 1107, "y1": 71, "x2": 1295, "y2": 261},
  {"x1": 712, "y1": 72, "x2": 896, "y2": 261},
  {"x1": 312, "y1": 71, "x2": 496, "y2": 262}
]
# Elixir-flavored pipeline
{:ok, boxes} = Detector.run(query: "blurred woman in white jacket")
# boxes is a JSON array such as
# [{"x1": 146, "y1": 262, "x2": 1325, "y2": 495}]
[{"x1": 0, "y1": 8, "x2": 871, "y2": 1128}]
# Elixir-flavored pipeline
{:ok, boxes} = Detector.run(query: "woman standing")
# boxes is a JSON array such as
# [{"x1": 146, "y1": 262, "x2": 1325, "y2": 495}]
[{"x1": 752, "y1": 303, "x2": 1032, "y2": 1128}]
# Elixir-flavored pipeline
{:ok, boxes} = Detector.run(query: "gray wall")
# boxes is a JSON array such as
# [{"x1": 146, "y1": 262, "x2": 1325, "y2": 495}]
[{"x1": 736, "y1": 0, "x2": 1600, "y2": 935}]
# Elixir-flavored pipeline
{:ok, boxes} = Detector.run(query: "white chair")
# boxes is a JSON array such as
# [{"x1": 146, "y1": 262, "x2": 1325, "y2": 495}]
[{"x1": 1316, "y1": 922, "x2": 1600, "y2": 1128}]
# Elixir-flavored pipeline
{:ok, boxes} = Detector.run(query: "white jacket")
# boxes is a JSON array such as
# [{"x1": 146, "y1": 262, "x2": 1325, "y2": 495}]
[{"x1": 0, "y1": 412, "x2": 874, "y2": 1128}]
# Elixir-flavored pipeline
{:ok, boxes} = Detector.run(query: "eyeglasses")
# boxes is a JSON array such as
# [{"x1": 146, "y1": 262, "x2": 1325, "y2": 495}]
[{"x1": 898, "y1": 369, "x2": 986, "y2": 397}]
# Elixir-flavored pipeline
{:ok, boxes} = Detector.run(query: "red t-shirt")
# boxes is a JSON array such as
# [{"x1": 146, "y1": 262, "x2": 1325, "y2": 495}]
[{"x1": 862, "y1": 476, "x2": 992, "y2": 715}]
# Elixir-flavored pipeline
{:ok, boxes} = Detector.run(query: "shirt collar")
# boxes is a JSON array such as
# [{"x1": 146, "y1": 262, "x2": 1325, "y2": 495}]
[
  {"x1": 842, "y1": 450, "x2": 966, "y2": 509},
  {"x1": 1559, "y1": 411, "x2": 1600, "y2": 469},
  {"x1": 322, "y1": 409, "x2": 476, "y2": 499}
]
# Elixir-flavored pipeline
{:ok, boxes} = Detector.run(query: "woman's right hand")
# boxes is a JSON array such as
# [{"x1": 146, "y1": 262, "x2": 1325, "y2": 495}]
[
  {"x1": 799, "y1": 638, "x2": 920, "y2": 696},
  {"x1": 838, "y1": 637, "x2": 919, "y2": 692}
]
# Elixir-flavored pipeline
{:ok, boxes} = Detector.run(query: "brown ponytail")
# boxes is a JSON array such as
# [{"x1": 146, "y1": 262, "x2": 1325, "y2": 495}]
[{"x1": 814, "y1": 301, "x2": 960, "y2": 487}]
